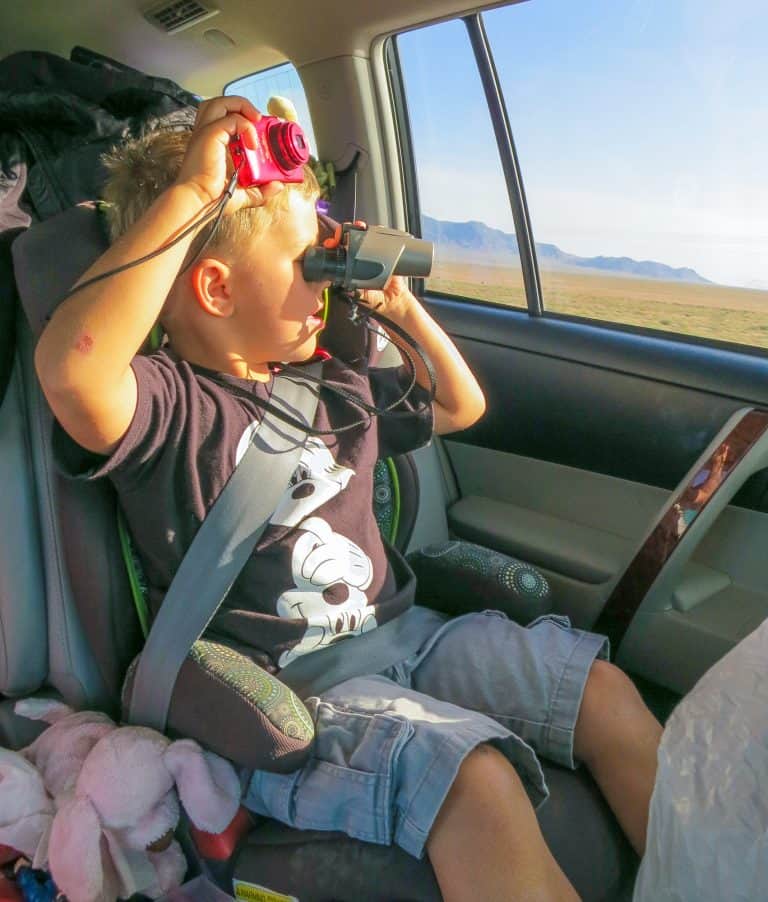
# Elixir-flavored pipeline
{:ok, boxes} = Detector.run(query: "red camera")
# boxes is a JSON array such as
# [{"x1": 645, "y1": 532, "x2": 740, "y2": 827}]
[{"x1": 229, "y1": 116, "x2": 309, "y2": 187}]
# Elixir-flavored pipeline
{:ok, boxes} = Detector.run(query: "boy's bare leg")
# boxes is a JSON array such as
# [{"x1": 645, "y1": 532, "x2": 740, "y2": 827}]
[
  {"x1": 427, "y1": 744, "x2": 580, "y2": 902},
  {"x1": 574, "y1": 659, "x2": 663, "y2": 856}
]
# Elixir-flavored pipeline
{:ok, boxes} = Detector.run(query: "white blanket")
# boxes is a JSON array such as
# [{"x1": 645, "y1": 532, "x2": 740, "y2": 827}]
[{"x1": 634, "y1": 618, "x2": 768, "y2": 901}]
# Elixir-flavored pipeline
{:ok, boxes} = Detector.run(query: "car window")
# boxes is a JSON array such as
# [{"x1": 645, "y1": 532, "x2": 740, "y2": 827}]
[
  {"x1": 393, "y1": 1, "x2": 768, "y2": 351},
  {"x1": 225, "y1": 62, "x2": 317, "y2": 156},
  {"x1": 395, "y1": 20, "x2": 526, "y2": 309}
]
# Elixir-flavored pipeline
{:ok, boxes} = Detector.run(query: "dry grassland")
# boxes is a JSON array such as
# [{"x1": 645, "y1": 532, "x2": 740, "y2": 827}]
[{"x1": 427, "y1": 260, "x2": 768, "y2": 350}]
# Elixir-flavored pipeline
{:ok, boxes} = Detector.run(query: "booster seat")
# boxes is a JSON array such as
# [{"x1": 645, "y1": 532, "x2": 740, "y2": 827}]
[{"x1": 0, "y1": 204, "x2": 637, "y2": 900}]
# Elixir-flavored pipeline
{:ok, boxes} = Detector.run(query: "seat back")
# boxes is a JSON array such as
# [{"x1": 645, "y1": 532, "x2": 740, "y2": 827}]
[
  {"x1": 1, "y1": 206, "x2": 144, "y2": 731},
  {"x1": 0, "y1": 227, "x2": 46, "y2": 702},
  {"x1": 0, "y1": 332, "x2": 48, "y2": 699}
]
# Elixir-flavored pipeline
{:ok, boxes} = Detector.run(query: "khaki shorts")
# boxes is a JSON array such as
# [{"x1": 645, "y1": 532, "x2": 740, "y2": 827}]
[{"x1": 243, "y1": 608, "x2": 609, "y2": 858}]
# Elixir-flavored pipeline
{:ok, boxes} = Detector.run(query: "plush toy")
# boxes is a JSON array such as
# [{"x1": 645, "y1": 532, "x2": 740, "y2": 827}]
[
  {"x1": 0, "y1": 750, "x2": 54, "y2": 861},
  {"x1": 15, "y1": 699, "x2": 116, "y2": 803},
  {"x1": 46, "y1": 726, "x2": 241, "y2": 902}
]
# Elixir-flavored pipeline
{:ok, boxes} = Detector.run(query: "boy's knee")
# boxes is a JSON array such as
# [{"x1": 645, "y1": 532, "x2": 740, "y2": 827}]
[
  {"x1": 432, "y1": 744, "x2": 539, "y2": 847},
  {"x1": 576, "y1": 660, "x2": 645, "y2": 759},
  {"x1": 459, "y1": 742, "x2": 507, "y2": 773},
  {"x1": 583, "y1": 659, "x2": 639, "y2": 710},
  {"x1": 452, "y1": 743, "x2": 524, "y2": 799}
]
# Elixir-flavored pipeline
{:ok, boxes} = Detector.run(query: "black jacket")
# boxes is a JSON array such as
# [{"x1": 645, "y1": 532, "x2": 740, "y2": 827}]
[{"x1": 0, "y1": 47, "x2": 198, "y2": 401}]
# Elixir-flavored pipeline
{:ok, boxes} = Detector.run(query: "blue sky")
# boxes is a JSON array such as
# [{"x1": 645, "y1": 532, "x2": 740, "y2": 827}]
[{"x1": 398, "y1": 0, "x2": 768, "y2": 289}]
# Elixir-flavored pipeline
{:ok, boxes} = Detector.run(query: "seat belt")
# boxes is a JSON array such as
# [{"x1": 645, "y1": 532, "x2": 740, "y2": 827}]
[
  {"x1": 127, "y1": 364, "x2": 322, "y2": 731},
  {"x1": 279, "y1": 603, "x2": 443, "y2": 699}
]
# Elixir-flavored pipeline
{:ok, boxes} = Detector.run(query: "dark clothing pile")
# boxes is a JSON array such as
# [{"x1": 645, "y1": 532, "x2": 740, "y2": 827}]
[{"x1": 0, "y1": 47, "x2": 198, "y2": 402}]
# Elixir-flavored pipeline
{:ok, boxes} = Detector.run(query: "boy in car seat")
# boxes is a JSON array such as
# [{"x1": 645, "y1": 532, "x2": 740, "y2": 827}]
[{"x1": 35, "y1": 96, "x2": 662, "y2": 901}]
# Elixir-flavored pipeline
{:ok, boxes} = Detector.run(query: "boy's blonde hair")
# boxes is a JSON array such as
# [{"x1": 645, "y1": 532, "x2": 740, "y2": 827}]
[{"x1": 101, "y1": 127, "x2": 320, "y2": 252}]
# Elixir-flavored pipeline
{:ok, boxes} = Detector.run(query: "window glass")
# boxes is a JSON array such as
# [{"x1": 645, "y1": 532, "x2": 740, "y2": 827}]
[
  {"x1": 225, "y1": 62, "x2": 317, "y2": 156},
  {"x1": 396, "y1": 21, "x2": 526, "y2": 308},
  {"x1": 485, "y1": 0, "x2": 768, "y2": 348}
]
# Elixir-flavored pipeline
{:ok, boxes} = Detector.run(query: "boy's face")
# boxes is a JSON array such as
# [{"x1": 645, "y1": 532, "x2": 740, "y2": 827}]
[{"x1": 230, "y1": 192, "x2": 329, "y2": 365}]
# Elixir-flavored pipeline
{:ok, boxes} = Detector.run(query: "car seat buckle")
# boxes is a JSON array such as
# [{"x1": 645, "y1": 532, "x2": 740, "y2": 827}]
[{"x1": 189, "y1": 806, "x2": 253, "y2": 861}]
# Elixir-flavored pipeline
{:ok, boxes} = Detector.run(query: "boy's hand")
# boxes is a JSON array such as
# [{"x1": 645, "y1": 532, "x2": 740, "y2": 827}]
[
  {"x1": 176, "y1": 95, "x2": 284, "y2": 213},
  {"x1": 358, "y1": 276, "x2": 417, "y2": 321}
]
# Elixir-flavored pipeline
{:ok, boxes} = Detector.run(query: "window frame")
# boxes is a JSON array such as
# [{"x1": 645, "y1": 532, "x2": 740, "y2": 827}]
[
  {"x1": 383, "y1": 38, "x2": 425, "y2": 298},
  {"x1": 388, "y1": 13, "x2": 542, "y2": 315},
  {"x1": 463, "y1": 15, "x2": 542, "y2": 316}
]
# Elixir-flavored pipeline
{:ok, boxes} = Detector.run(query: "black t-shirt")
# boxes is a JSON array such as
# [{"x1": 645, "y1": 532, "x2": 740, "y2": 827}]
[{"x1": 55, "y1": 337, "x2": 433, "y2": 672}]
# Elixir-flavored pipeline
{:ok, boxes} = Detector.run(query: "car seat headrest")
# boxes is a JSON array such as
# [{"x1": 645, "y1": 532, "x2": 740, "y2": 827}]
[{"x1": 12, "y1": 203, "x2": 109, "y2": 340}]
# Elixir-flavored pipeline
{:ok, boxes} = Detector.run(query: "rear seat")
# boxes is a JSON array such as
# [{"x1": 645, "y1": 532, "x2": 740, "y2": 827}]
[
  {"x1": 0, "y1": 204, "x2": 638, "y2": 900},
  {"x1": 0, "y1": 346, "x2": 47, "y2": 705},
  {"x1": 1, "y1": 208, "x2": 141, "y2": 726}
]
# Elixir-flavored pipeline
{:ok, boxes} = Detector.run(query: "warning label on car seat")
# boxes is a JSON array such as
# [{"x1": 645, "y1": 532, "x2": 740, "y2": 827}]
[{"x1": 232, "y1": 879, "x2": 299, "y2": 902}]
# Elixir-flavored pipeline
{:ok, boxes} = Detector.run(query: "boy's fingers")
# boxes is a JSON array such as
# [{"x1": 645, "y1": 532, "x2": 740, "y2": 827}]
[
  {"x1": 241, "y1": 186, "x2": 264, "y2": 205},
  {"x1": 195, "y1": 96, "x2": 262, "y2": 131},
  {"x1": 236, "y1": 181, "x2": 283, "y2": 210},
  {"x1": 194, "y1": 112, "x2": 258, "y2": 149},
  {"x1": 260, "y1": 181, "x2": 285, "y2": 200}
]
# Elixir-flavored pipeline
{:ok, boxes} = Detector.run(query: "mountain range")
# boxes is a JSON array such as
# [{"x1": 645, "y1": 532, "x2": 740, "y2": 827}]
[{"x1": 421, "y1": 215, "x2": 713, "y2": 285}]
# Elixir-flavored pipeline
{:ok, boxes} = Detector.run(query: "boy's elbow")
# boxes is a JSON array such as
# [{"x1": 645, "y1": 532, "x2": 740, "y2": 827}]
[
  {"x1": 35, "y1": 324, "x2": 99, "y2": 404},
  {"x1": 34, "y1": 330, "x2": 76, "y2": 409},
  {"x1": 34, "y1": 332, "x2": 107, "y2": 450},
  {"x1": 434, "y1": 389, "x2": 486, "y2": 435},
  {"x1": 461, "y1": 389, "x2": 486, "y2": 431},
  {"x1": 472, "y1": 387, "x2": 487, "y2": 423}
]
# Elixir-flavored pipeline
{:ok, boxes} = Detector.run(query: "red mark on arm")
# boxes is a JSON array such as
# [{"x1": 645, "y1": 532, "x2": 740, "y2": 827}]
[{"x1": 74, "y1": 333, "x2": 94, "y2": 354}]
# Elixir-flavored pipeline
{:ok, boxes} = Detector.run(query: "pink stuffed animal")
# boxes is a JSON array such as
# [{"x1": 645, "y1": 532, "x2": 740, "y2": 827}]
[
  {"x1": 0, "y1": 748, "x2": 54, "y2": 860},
  {"x1": 47, "y1": 726, "x2": 241, "y2": 902},
  {"x1": 15, "y1": 698, "x2": 116, "y2": 803}
]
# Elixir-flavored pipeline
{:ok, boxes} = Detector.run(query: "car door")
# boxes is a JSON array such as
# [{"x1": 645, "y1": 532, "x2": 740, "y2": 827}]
[{"x1": 383, "y1": 0, "x2": 768, "y2": 699}]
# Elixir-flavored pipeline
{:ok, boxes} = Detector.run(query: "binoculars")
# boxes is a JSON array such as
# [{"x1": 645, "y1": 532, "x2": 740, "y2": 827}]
[{"x1": 303, "y1": 221, "x2": 433, "y2": 291}]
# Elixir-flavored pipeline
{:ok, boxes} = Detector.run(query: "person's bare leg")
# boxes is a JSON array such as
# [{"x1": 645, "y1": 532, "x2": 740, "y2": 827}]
[
  {"x1": 427, "y1": 744, "x2": 580, "y2": 902},
  {"x1": 574, "y1": 659, "x2": 663, "y2": 855}
]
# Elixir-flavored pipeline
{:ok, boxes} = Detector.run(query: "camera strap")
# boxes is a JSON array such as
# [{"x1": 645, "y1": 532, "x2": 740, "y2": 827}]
[{"x1": 127, "y1": 363, "x2": 322, "y2": 731}]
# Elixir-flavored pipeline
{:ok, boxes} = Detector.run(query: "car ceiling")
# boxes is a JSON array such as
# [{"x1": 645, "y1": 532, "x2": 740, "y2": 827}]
[{"x1": 1, "y1": 0, "x2": 517, "y2": 96}]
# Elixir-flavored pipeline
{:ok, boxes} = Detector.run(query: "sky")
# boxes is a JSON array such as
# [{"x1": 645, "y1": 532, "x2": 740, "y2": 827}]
[{"x1": 397, "y1": 0, "x2": 768, "y2": 289}]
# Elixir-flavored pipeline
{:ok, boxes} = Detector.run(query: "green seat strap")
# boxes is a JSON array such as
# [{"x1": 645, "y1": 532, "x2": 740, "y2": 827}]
[
  {"x1": 372, "y1": 457, "x2": 401, "y2": 546},
  {"x1": 118, "y1": 508, "x2": 150, "y2": 639},
  {"x1": 385, "y1": 456, "x2": 401, "y2": 545}
]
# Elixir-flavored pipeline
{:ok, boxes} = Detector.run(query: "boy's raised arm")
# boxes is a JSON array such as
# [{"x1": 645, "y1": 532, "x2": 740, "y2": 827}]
[
  {"x1": 362, "y1": 277, "x2": 487, "y2": 435},
  {"x1": 34, "y1": 96, "x2": 274, "y2": 455}
]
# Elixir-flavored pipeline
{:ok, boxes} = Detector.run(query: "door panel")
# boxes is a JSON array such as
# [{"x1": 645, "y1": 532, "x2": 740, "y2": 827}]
[
  {"x1": 427, "y1": 295, "x2": 768, "y2": 693},
  {"x1": 433, "y1": 297, "x2": 768, "y2": 490}
]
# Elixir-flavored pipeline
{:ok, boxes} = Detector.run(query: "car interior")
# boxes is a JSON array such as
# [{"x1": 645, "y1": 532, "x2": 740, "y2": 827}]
[{"x1": 1, "y1": 1, "x2": 766, "y2": 900}]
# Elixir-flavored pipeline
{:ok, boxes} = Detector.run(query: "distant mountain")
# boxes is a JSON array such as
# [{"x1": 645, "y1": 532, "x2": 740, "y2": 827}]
[{"x1": 421, "y1": 215, "x2": 713, "y2": 285}]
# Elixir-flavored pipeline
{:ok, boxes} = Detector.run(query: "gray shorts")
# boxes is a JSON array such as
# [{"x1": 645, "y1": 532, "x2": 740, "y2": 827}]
[{"x1": 243, "y1": 608, "x2": 609, "y2": 859}]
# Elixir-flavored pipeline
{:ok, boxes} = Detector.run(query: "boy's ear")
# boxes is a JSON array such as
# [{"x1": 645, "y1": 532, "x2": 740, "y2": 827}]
[{"x1": 190, "y1": 258, "x2": 235, "y2": 318}]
